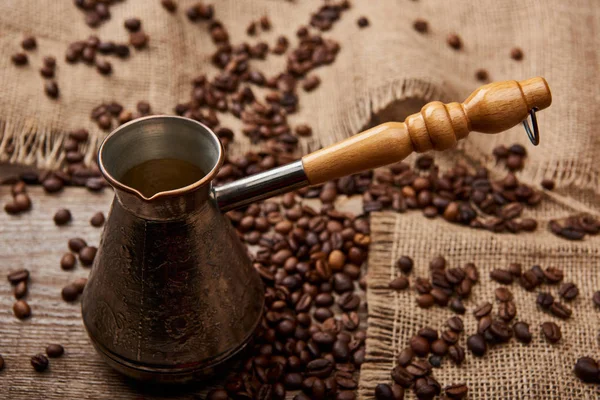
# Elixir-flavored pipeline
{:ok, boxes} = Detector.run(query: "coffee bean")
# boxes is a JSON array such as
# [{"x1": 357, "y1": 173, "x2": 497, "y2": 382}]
[
  {"x1": 449, "y1": 298, "x2": 465, "y2": 314},
  {"x1": 447, "y1": 316, "x2": 464, "y2": 332},
  {"x1": 445, "y1": 383, "x2": 468, "y2": 399},
  {"x1": 336, "y1": 391, "x2": 356, "y2": 400},
  {"x1": 513, "y1": 321, "x2": 532, "y2": 344},
  {"x1": 593, "y1": 291, "x2": 600, "y2": 307},
  {"x1": 446, "y1": 34, "x2": 462, "y2": 50},
  {"x1": 540, "y1": 267, "x2": 562, "y2": 284},
  {"x1": 14, "y1": 281, "x2": 27, "y2": 299},
  {"x1": 574, "y1": 357, "x2": 599, "y2": 383},
  {"x1": 397, "y1": 347, "x2": 414, "y2": 367},
  {"x1": 495, "y1": 287, "x2": 513, "y2": 302},
  {"x1": 473, "y1": 302, "x2": 492, "y2": 318},
  {"x1": 8, "y1": 268, "x2": 29, "y2": 284},
  {"x1": 68, "y1": 237, "x2": 87, "y2": 253},
  {"x1": 73, "y1": 277, "x2": 88, "y2": 293},
  {"x1": 413, "y1": 19, "x2": 428, "y2": 33},
  {"x1": 406, "y1": 359, "x2": 432, "y2": 377},
  {"x1": 541, "y1": 321, "x2": 561, "y2": 343},
  {"x1": 448, "y1": 345, "x2": 465, "y2": 365},
  {"x1": 416, "y1": 294, "x2": 434, "y2": 308},
  {"x1": 508, "y1": 263, "x2": 522, "y2": 277},
  {"x1": 430, "y1": 288, "x2": 449, "y2": 306},
  {"x1": 124, "y1": 18, "x2": 141, "y2": 32},
  {"x1": 90, "y1": 212, "x2": 105, "y2": 227},
  {"x1": 12, "y1": 52, "x2": 28, "y2": 65},
  {"x1": 428, "y1": 355, "x2": 442, "y2": 368},
  {"x1": 490, "y1": 269, "x2": 513, "y2": 284},
  {"x1": 430, "y1": 339, "x2": 448, "y2": 356},
  {"x1": 414, "y1": 278, "x2": 432, "y2": 294},
  {"x1": 477, "y1": 315, "x2": 492, "y2": 335},
  {"x1": 13, "y1": 300, "x2": 31, "y2": 319},
  {"x1": 62, "y1": 284, "x2": 80, "y2": 302},
  {"x1": 357, "y1": 17, "x2": 369, "y2": 28},
  {"x1": 53, "y1": 209, "x2": 72, "y2": 225},
  {"x1": 60, "y1": 253, "x2": 76, "y2": 270},
  {"x1": 21, "y1": 36, "x2": 37, "y2": 50},
  {"x1": 519, "y1": 270, "x2": 540, "y2": 291},
  {"x1": 394, "y1": 256, "x2": 413, "y2": 274},
  {"x1": 40, "y1": 65, "x2": 55, "y2": 78},
  {"x1": 510, "y1": 47, "x2": 524, "y2": 61},
  {"x1": 46, "y1": 344, "x2": 64, "y2": 358},
  {"x1": 410, "y1": 335, "x2": 430, "y2": 357},
  {"x1": 333, "y1": 273, "x2": 354, "y2": 293},
  {"x1": 466, "y1": 334, "x2": 486, "y2": 356},
  {"x1": 45, "y1": 80, "x2": 59, "y2": 98},
  {"x1": 489, "y1": 320, "x2": 512, "y2": 342},
  {"x1": 303, "y1": 75, "x2": 321, "y2": 92},
  {"x1": 31, "y1": 354, "x2": 49, "y2": 372},
  {"x1": 475, "y1": 69, "x2": 489, "y2": 82},
  {"x1": 284, "y1": 372, "x2": 303, "y2": 389},
  {"x1": 498, "y1": 301, "x2": 517, "y2": 322},
  {"x1": 549, "y1": 302, "x2": 572, "y2": 319},
  {"x1": 389, "y1": 276, "x2": 409, "y2": 290},
  {"x1": 414, "y1": 376, "x2": 440, "y2": 399},
  {"x1": 558, "y1": 282, "x2": 578, "y2": 301},
  {"x1": 161, "y1": 0, "x2": 177, "y2": 12},
  {"x1": 306, "y1": 358, "x2": 333, "y2": 378},
  {"x1": 96, "y1": 59, "x2": 112, "y2": 75},
  {"x1": 332, "y1": 340, "x2": 350, "y2": 362},
  {"x1": 130, "y1": 31, "x2": 149, "y2": 48},
  {"x1": 375, "y1": 384, "x2": 394, "y2": 400},
  {"x1": 14, "y1": 193, "x2": 32, "y2": 211},
  {"x1": 445, "y1": 268, "x2": 465, "y2": 285},
  {"x1": 418, "y1": 327, "x2": 438, "y2": 342},
  {"x1": 79, "y1": 246, "x2": 97, "y2": 266},
  {"x1": 429, "y1": 256, "x2": 445, "y2": 271}
]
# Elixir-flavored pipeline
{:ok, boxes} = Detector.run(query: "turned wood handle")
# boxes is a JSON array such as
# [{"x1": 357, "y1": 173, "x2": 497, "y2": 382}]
[{"x1": 302, "y1": 77, "x2": 552, "y2": 185}]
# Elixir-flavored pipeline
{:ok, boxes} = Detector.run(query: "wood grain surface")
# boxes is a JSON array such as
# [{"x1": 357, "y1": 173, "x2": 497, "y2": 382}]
[{"x1": 0, "y1": 186, "x2": 365, "y2": 400}]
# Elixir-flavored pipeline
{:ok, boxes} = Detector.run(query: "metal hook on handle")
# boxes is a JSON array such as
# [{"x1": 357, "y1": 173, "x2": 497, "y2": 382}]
[{"x1": 522, "y1": 108, "x2": 540, "y2": 146}]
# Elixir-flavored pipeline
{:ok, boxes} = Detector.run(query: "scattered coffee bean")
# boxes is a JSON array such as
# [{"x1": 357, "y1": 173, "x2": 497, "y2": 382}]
[
  {"x1": 541, "y1": 321, "x2": 561, "y2": 343},
  {"x1": 124, "y1": 18, "x2": 141, "y2": 32},
  {"x1": 446, "y1": 34, "x2": 462, "y2": 50},
  {"x1": 389, "y1": 276, "x2": 409, "y2": 291},
  {"x1": 473, "y1": 302, "x2": 492, "y2": 318},
  {"x1": 430, "y1": 339, "x2": 448, "y2": 356},
  {"x1": 446, "y1": 316, "x2": 464, "y2": 332},
  {"x1": 448, "y1": 345, "x2": 465, "y2": 365},
  {"x1": 60, "y1": 253, "x2": 76, "y2": 270},
  {"x1": 413, "y1": 19, "x2": 428, "y2": 33},
  {"x1": 495, "y1": 287, "x2": 513, "y2": 302},
  {"x1": 558, "y1": 282, "x2": 578, "y2": 301},
  {"x1": 62, "y1": 284, "x2": 80, "y2": 302},
  {"x1": 416, "y1": 293, "x2": 435, "y2": 309},
  {"x1": 513, "y1": 321, "x2": 532, "y2": 344},
  {"x1": 541, "y1": 179, "x2": 555, "y2": 190},
  {"x1": 449, "y1": 298, "x2": 465, "y2": 314},
  {"x1": 21, "y1": 36, "x2": 37, "y2": 50},
  {"x1": 490, "y1": 269, "x2": 513, "y2": 284},
  {"x1": 73, "y1": 277, "x2": 88, "y2": 294},
  {"x1": 445, "y1": 383, "x2": 468, "y2": 399},
  {"x1": 498, "y1": 301, "x2": 517, "y2": 322},
  {"x1": 549, "y1": 302, "x2": 572, "y2": 319},
  {"x1": 508, "y1": 262, "x2": 522, "y2": 277},
  {"x1": 13, "y1": 300, "x2": 31, "y2": 319},
  {"x1": 96, "y1": 59, "x2": 112, "y2": 75},
  {"x1": 303, "y1": 75, "x2": 321, "y2": 92},
  {"x1": 475, "y1": 69, "x2": 488, "y2": 82},
  {"x1": 53, "y1": 209, "x2": 72, "y2": 225},
  {"x1": 574, "y1": 357, "x2": 599, "y2": 383},
  {"x1": 68, "y1": 238, "x2": 87, "y2": 253},
  {"x1": 44, "y1": 80, "x2": 59, "y2": 98},
  {"x1": 8, "y1": 268, "x2": 29, "y2": 284},
  {"x1": 357, "y1": 17, "x2": 369, "y2": 28},
  {"x1": 46, "y1": 344, "x2": 64, "y2": 358},
  {"x1": 31, "y1": 354, "x2": 49, "y2": 372},
  {"x1": 397, "y1": 348, "x2": 414, "y2": 367},
  {"x1": 510, "y1": 47, "x2": 523, "y2": 61},
  {"x1": 466, "y1": 334, "x2": 486, "y2": 356},
  {"x1": 90, "y1": 211, "x2": 105, "y2": 227},
  {"x1": 79, "y1": 246, "x2": 97, "y2": 266},
  {"x1": 130, "y1": 31, "x2": 149, "y2": 49},
  {"x1": 161, "y1": 0, "x2": 177, "y2": 12},
  {"x1": 543, "y1": 267, "x2": 564, "y2": 283},
  {"x1": 396, "y1": 256, "x2": 413, "y2": 273},
  {"x1": 14, "y1": 281, "x2": 28, "y2": 299},
  {"x1": 410, "y1": 335, "x2": 430, "y2": 357}
]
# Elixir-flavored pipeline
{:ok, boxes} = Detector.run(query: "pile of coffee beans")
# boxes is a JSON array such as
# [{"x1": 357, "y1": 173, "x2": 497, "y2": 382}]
[
  {"x1": 549, "y1": 214, "x2": 600, "y2": 241},
  {"x1": 65, "y1": 34, "x2": 135, "y2": 76},
  {"x1": 90, "y1": 100, "x2": 153, "y2": 130},
  {"x1": 73, "y1": 0, "x2": 124, "y2": 28},
  {"x1": 7, "y1": 269, "x2": 31, "y2": 318}
]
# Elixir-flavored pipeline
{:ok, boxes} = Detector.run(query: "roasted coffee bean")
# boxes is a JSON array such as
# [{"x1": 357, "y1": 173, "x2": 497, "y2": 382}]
[
  {"x1": 43, "y1": 176, "x2": 64, "y2": 192},
  {"x1": 593, "y1": 291, "x2": 600, "y2": 307},
  {"x1": 130, "y1": 31, "x2": 149, "y2": 48},
  {"x1": 418, "y1": 327, "x2": 439, "y2": 342},
  {"x1": 510, "y1": 47, "x2": 524, "y2": 61},
  {"x1": 428, "y1": 355, "x2": 442, "y2": 368},
  {"x1": 446, "y1": 33, "x2": 462, "y2": 50},
  {"x1": 62, "y1": 284, "x2": 80, "y2": 302},
  {"x1": 416, "y1": 294, "x2": 434, "y2": 309},
  {"x1": 490, "y1": 269, "x2": 513, "y2": 284},
  {"x1": 406, "y1": 359, "x2": 432, "y2": 377},
  {"x1": 447, "y1": 316, "x2": 464, "y2": 332},
  {"x1": 161, "y1": 0, "x2": 177, "y2": 12},
  {"x1": 449, "y1": 298, "x2": 466, "y2": 314},
  {"x1": 445, "y1": 268, "x2": 465, "y2": 285},
  {"x1": 8, "y1": 268, "x2": 29, "y2": 284},
  {"x1": 68, "y1": 237, "x2": 87, "y2": 253},
  {"x1": 12, "y1": 52, "x2": 28, "y2": 65},
  {"x1": 124, "y1": 17, "x2": 141, "y2": 32},
  {"x1": 414, "y1": 278, "x2": 432, "y2": 294},
  {"x1": 410, "y1": 335, "x2": 430, "y2": 357},
  {"x1": 315, "y1": 293, "x2": 334, "y2": 307},
  {"x1": 13, "y1": 300, "x2": 31, "y2": 319},
  {"x1": 389, "y1": 276, "x2": 409, "y2": 290},
  {"x1": 284, "y1": 372, "x2": 303, "y2": 389},
  {"x1": 541, "y1": 179, "x2": 555, "y2": 190},
  {"x1": 448, "y1": 345, "x2": 465, "y2": 365},
  {"x1": 544, "y1": 267, "x2": 564, "y2": 283},
  {"x1": 90, "y1": 212, "x2": 105, "y2": 227},
  {"x1": 574, "y1": 357, "x2": 599, "y2": 383},
  {"x1": 60, "y1": 253, "x2": 76, "y2": 270},
  {"x1": 520, "y1": 270, "x2": 540, "y2": 291},
  {"x1": 79, "y1": 246, "x2": 97, "y2": 266},
  {"x1": 445, "y1": 383, "x2": 468, "y2": 399},
  {"x1": 96, "y1": 59, "x2": 112, "y2": 75},
  {"x1": 466, "y1": 334, "x2": 486, "y2": 356},
  {"x1": 541, "y1": 321, "x2": 561, "y2": 343},
  {"x1": 14, "y1": 281, "x2": 27, "y2": 299},
  {"x1": 45, "y1": 80, "x2": 59, "y2": 98},
  {"x1": 336, "y1": 391, "x2": 356, "y2": 400},
  {"x1": 513, "y1": 321, "x2": 532, "y2": 344},
  {"x1": 357, "y1": 16, "x2": 369, "y2": 28},
  {"x1": 303, "y1": 75, "x2": 321, "y2": 92},
  {"x1": 21, "y1": 36, "x2": 37, "y2": 50},
  {"x1": 489, "y1": 320, "x2": 512, "y2": 342},
  {"x1": 333, "y1": 273, "x2": 354, "y2": 293},
  {"x1": 430, "y1": 339, "x2": 448, "y2": 356},
  {"x1": 495, "y1": 287, "x2": 513, "y2": 302},
  {"x1": 414, "y1": 376, "x2": 441, "y2": 399},
  {"x1": 475, "y1": 69, "x2": 489, "y2": 82},
  {"x1": 498, "y1": 301, "x2": 517, "y2": 322},
  {"x1": 46, "y1": 344, "x2": 64, "y2": 358},
  {"x1": 374, "y1": 383, "x2": 395, "y2": 400},
  {"x1": 508, "y1": 262, "x2": 522, "y2": 277},
  {"x1": 53, "y1": 209, "x2": 72, "y2": 225},
  {"x1": 391, "y1": 257, "x2": 411, "y2": 277},
  {"x1": 558, "y1": 282, "x2": 579, "y2": 301},
  {"x1": 441, "y1": 330, "x2": 459, "y2": 345},
  {"x1": 295, "y1": 124, "x2": 312, "y2": 137},
  {"x1": 31, "y1": 354, "x2": 49, "y2": 372},
  {"x1": 531, "y1": 265, "x2": 546, "y2": 280},
  {"x1": 429, "y1": 255, "x2": 446, "y2": 270},
  {"x1": 306, "y1": 358, "x2": 333, "y2": 378},
  {"x1": 332, "y1": 340, "x2": 350, "y2": 362},
  {"x1": 40, "y1": 65, "x2": 55, "y2": 78},
  {"x1": 73, "y1": 277, "x2": 87, "y2": 293},
  {"x1": 430, "y1": 288, "x2": 448, "y2": 306},
  {"x1": 413, "y1": 18, "x2": 428, "y2": 33},
  {"x1": 473, "y1": 302, "x2": 492, "y2": 318},
  {"x1": 477, "y1": 315, "x2": 492, "y2": 335},
  {"x1": 549, "y1": 302, "x2": 572, "y2": 319},
  {"x1": 463, "y1": 263, "x2": 478, "y2": 282},
  {"x1": 397, "y1": 347, "x2": 414, "y2": 367}
]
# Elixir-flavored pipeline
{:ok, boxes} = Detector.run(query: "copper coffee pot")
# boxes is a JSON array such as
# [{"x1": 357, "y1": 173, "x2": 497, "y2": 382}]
[{"x1": 82, "y1": 78, "x2": 551, "y2": 382}]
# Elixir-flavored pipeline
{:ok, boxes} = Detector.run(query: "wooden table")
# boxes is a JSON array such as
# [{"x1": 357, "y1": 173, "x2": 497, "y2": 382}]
[{"x1": 0, "y1": 186, "x2": 364, "y2": 400}]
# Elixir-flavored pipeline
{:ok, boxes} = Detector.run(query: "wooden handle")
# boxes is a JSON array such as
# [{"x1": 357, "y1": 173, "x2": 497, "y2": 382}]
[{"x1": 302, "y1": 77, "x2": 551, "y2": 185}]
